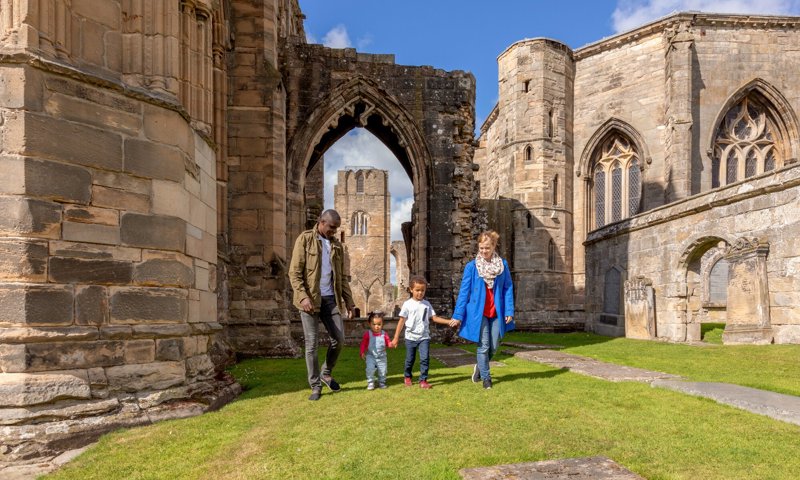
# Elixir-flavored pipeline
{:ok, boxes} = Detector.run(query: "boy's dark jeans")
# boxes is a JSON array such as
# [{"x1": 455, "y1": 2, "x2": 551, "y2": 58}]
[{"x1": 404, "y1": 338, "x2": 430, "y2": 380}]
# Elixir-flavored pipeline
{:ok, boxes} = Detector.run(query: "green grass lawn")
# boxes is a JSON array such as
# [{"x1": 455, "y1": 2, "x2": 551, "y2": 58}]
[
  {"x1": 503, "y1": 331, "x2": 800, "y2": 396},
  {"x1": 47, "y1": 341, "x2": 800, "y2": 480}
]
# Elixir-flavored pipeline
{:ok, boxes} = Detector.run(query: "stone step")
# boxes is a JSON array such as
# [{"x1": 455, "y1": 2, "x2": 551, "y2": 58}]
[
  {"x1": 501, "y1": 342, "x2": 564, "y2": 350},
  {"x1": 460, "y1": 456, "x2": 644, "y2": 479}
]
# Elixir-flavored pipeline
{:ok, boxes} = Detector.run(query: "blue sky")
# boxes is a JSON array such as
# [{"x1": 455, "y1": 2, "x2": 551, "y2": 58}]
[{"x1": 300, "y1": 0, "x2": 800, "y2": 244}]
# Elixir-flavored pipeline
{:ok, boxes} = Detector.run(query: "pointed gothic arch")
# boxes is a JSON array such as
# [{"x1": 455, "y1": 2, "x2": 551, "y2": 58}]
[
  {"x1": 577, "y1": 118, "x2": 652, "y2": 179},
  {"x1": 707, "y1": 78, "x2": 800, "y2": 189},
  {"x1": 286, "y1": 76, "x2": 433, "y2": 274}
]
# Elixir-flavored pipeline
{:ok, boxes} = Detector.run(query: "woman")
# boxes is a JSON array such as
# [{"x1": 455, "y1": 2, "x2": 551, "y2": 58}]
[{"x1": 452, "y1": 230, "x2": 514, "y2": 389}]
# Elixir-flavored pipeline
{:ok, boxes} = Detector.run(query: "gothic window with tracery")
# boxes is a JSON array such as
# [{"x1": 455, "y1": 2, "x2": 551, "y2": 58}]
[
  {"x1": 589, "y1": 133, "x2": 642, "y2": 230},
  {"x1": 351, "y1": 211, "x2": 368, "y2": 235},
  {"x1": 712, "y1": 96, "x2": 783, "y2": 187}
]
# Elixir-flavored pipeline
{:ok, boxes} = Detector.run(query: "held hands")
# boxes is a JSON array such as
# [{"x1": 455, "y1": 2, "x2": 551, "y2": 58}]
[
  {"x1": 448, "y1": 319, "x2": 461, "y2": 328},
  {"x1": 390, "y1": 339, "x2": 399, "y2": 348},
  {"x1": 505, "y1": 316, "x2": 513, "y2": 324}
]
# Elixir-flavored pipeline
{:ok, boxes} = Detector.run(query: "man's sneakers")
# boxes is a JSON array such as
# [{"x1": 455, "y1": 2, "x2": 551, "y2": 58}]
[
  {"x1": 404, "y1": 376, "x2": 413, "y2": 387},
  {"x1": 483, "y1": 378, "x2": 492, "y2": 390},
  {"x1": 367, "y1": 382, "x2": 375, "y2": 391},
  {"x1": 419, "y1": 380, "x2": 432, "y2": 389},
  {"x1": 308, "y1": 389, "x2": 322, "y2": 401},
  {"x1": 378, "y1": 382, "x2": 387, "y2": 389},
  {"x1": 321, "y1": 375, "x2": 341, "y2": 392},
  {"x1": 471, "y1": 364, "x2": 481, "y2": 383}
]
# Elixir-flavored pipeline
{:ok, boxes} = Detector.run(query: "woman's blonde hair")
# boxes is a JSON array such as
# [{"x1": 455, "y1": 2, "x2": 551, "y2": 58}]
[{"x1": 477, "y1": 230, "x2": 500, "y2": 246}]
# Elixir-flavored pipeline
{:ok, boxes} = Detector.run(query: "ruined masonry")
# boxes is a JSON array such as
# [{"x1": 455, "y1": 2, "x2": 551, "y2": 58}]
[{"x1": 1, "y1": 0, "x2": 799, "y2": 468}]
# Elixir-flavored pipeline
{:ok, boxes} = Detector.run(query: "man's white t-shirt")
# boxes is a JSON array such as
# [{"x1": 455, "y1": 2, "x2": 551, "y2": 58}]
[
  {"x1": 317, "y1": 234, "x2": 334, "y2": 296},
  {"x1": 399, "y1": 298, "x2": 436, "y2": 342}
]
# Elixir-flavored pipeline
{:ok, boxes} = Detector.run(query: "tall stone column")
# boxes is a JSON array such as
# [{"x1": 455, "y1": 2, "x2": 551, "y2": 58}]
[
  {"x1": 663, "y1": 21, "x2": 695, "y2": 201},
  {"x1": 722, "y1": 237, "x2": 773, "y2": 344}
]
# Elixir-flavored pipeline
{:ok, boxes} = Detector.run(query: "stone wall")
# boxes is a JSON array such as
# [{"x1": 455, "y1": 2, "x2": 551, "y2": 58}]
[
  {"x1": 585, "y1": 163, "x2": 800, "y2": 343},
  {"x1": 282, "y1": 42, "x2": 478, "y2": 321},
  {"x1": 0, "y1": 0, "x2": 241, "y2": 465}
]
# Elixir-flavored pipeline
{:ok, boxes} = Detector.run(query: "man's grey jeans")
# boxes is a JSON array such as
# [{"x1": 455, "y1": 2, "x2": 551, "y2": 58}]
[{"x1": 300, "y1": 295, "x2": 345, "y2": 391}]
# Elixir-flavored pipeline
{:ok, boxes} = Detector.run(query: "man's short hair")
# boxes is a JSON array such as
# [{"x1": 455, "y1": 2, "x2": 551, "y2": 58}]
[{"x1": 319, "y1": 209, "x2": 341, "y2": 223}]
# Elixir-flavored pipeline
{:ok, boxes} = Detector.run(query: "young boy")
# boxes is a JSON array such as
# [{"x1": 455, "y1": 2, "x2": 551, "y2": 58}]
[
  {"x1": 359, "y1": 311, "x2": 393, "y2": 390},
  {"x1": 391, "y1": 276, "x2": 458, "y2": 389}
]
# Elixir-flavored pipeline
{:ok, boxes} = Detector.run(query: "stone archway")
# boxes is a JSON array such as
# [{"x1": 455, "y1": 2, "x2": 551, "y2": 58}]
[
  {"x1": 286, "y1": 76, "x2": 432, "y2": 277},
  {"x1": 283, "y1": 43, "x2": 478, "y2": 315}
]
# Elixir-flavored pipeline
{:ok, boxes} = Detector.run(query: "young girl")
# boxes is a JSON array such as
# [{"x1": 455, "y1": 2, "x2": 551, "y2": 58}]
[
  {"x1": 391, "y1": 276, "x2": 458, "y2": 389},
  {"x1": 359, "y1": 311, "x2": 393, "y2": 390}
]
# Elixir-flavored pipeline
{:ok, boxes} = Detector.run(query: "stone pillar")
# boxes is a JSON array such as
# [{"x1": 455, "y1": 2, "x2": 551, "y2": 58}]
[
  {"x1": 663, "y1": 21, "x2": 695, "y2": 201},
  {"x1": 624, "y1": 276, "x2": 656, "y2": 339},
  {"x1": 722, "y1": 237, "x2": 773, "y2": 345}
]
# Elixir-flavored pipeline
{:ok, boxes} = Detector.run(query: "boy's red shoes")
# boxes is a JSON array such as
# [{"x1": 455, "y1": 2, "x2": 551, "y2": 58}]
[
  {"x1": 404, "y1": 377, "x2": 413, "y2": 387},
  {"x1": 419, "y1": 380, "x2": 432, "y2": 389}
]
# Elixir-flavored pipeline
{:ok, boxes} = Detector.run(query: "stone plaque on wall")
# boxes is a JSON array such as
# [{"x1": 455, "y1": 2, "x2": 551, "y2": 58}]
[
  {"x1": 624, "y1": 276, "x2": 656, "y2": 339},
  {"x1": 722, "y1": 237, "x2": 773, "y2": 345}
]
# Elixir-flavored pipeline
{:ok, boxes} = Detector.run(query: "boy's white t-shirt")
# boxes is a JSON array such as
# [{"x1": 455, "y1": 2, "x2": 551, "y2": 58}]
[{"x1": 399, "y1": 298, "x2": 436, "y2": 341}]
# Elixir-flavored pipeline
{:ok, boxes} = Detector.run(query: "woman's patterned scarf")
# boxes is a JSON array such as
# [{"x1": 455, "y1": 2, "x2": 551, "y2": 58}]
[{"x1": 475, "y1": 252, "x2": 503, "y2": 289}]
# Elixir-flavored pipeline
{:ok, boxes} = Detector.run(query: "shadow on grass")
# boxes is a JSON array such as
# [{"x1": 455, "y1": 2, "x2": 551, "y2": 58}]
[
  {"x1": 502, "y1": 331, "x2": 617, "y2": 349},
  {"x1": 230, "y1": 349, "x2": 568, "y2": 400}
]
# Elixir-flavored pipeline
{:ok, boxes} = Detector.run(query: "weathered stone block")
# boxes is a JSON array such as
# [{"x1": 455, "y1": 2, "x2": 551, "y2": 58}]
[
  {"x1": 91, "y1": 170, "x2": 150, "y2": 195},
  {"x1": 0, "y1": 398, "x2": 119, "y2": 426},
  {"x1": 75, "y1": 286, "x2": 109, "y2": 326},
  {"x1": 50, "y1": 240, "x2": 141, "y2": 262},
  {"x1": 24, "y1": 341, "x2": 126, "y2": 371},
  {"x1": 133, "y1": 258, "x2": 194, "y2": 287},
  {"x1": 49, "y1": 257, "x2": 133, "y2": 284},
  {"x1": 121, "y1": 213, "x2": 185, "y2": 251},
  {"x1": 0, "y1": 371, "x2": 91, "y2": 407},
  {"x1": 63, "y1": 205, "x2": 119, "y2": 226},
  {"x1": 0, "y1": 196, "x2": 62, "y2": 238},
  {"x1": 0, "y1": 238, "x2": 48, "y2": 282},
  {"x1": 124, "y1": 339, "x2": 155, "y2": 364},
  {"x1": 0, "y1": 156, "x2": 92, "y2": 204},
  {"x1": 8, "y1": 112, "x2": 122, "y2": 171},
  {"x1": 156, "y1": 338, "x2": 184, "y2": 361},
  {"x1": 105, "y1": 361, "x2": 185, "y2": 392},
  {"x1": 186, "y1": 354, "x2": 215, "y2": 379},
  {"x1": 0, "y1": 284, "x2": 74, "y2": 326},
  {"x1": 45, "y1": 92, "x2": 140, "y2": 135},
  {"x1": 72, "y1": 0, "x2": 120, "y2": 29},
  {"x1": 91, "y1": 185, "x2": 150, "y2": 213},
  {"x1": 143, "y1": 104, "x2": 193, "y2": 155},
  {"x1": 62, "y1": 221, "x2": 121, "y2": 246},
  {"x1": 124, "y1": 139, "x2": 185, "y2": 182},
  {"x1": 152, "y1": 180, "x2": 190, "y2": 222},
  {"x1": 109, "y1": 287, "x2": 188, "y2": 324}
]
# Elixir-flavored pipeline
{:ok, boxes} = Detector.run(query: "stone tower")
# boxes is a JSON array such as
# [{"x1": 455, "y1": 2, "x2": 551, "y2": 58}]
[
  {"x1": 334, "y1": 168, "x2": 391, "y2": 314},
  {"x1": 477, "y1": 39, "x2": 580, "y2": 329}
]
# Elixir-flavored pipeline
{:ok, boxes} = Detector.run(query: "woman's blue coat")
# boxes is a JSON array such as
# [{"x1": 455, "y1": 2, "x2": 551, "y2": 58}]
[{"x1": 452, "y1": 259, "x2": 515, "y2": 343}]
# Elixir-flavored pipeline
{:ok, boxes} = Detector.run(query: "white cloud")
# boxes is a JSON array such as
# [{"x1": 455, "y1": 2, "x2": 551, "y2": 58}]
[
  {"x1": 322, "y1": 129, "x2": 414, "y2": 241},
  {"x1": 612, "y1": 0, "x2": 800, "y2": 33},
  {"x1": 322, "y1": 24, "x2": 352, "y2": 48},
  {"x1": 356, "y1": 34, "x2": 373, "y2": 51}
]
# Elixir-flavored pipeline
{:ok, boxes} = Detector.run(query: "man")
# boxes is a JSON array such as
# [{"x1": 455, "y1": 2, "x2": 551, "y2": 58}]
[{"x1": 289, "y1": 209, "x2": 355, "y2": 401}]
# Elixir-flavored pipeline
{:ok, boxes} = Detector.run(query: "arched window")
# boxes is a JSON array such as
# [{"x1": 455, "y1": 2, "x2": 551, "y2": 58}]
[
  {"x1": 547, "y1": 109, "x2": 554, "y2": 138},
  {"x1": 523, "y1": 80, "x2": 530, "y2": 93},
  {"x1": 708, "y1": 258, "x2": 729, "y2": 305},
  {"x1": 712, "y1": 95, "x2": 784, "y2": 187},
  {"x1": 589, "y1": 133, "x2": 642, "y2": 230},
  {"x1": 526, "y1": 212, "x2": 533, "y2": 229},
  {"x1": 525, "y1": 145, "x2": 532, "y2": 162},
  {"x1": 356, "y1": 172, "x2": 365, "y2": 193},
  {"x1": 547, "y1": 239, "x2": 557, "y2": 270},
  {"x1": 552, "y1": 175, "x2": 558, "y2": 206},
  {"x1": 601, "y1": 267, "x2": 624, "y2": 326},
  {"x1": 351, "y1": 211, "x2": 368, "y2": 236}
]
